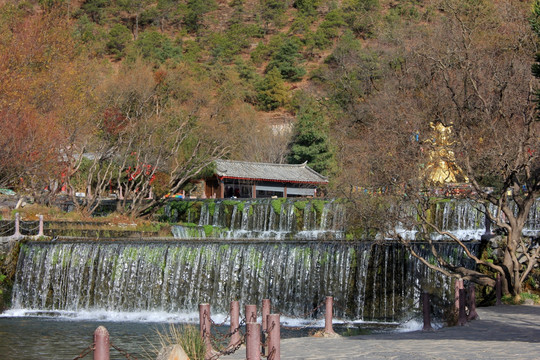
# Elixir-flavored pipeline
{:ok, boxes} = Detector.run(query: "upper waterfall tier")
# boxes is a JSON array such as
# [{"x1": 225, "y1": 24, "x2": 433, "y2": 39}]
[
  {"x1": 166, "y1": 198, "x2": 540, "y2": 241},
  {"x1": 424, "y1": 199, "x2": 540, "y2": 240},
  {"x1": 167, "y1": 199, "x2": 347, "y2": 240}
]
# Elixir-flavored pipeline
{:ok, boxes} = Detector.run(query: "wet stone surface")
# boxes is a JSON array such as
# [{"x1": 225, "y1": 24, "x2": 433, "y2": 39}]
[{"x1": 223, "y1": 305, "x2": 540, "y2": 360}]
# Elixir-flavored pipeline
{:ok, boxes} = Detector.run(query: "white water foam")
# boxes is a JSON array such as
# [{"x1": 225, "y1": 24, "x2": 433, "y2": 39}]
[
  {"x1": 0, "y1": 309, "x2": 222, "y2": 324},
  {"x1": 0, "y1": 309, "x2": 419, "y2": 333},
  {"x1": 396, "y1": 319, "x2": 444, "y2": 332}
]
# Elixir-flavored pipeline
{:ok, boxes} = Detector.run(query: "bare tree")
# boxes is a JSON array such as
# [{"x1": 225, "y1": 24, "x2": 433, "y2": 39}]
[
  {"x1": 339, "y1": 0, "x2": 539, "y2": 296},
  {"x1": 65, "y1": 62, "x2": 228, "y2": 217}
]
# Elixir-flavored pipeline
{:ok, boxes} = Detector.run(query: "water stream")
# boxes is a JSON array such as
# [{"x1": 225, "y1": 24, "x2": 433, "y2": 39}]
[
  {"x1": 10, "y1": 240, "x2": 467, "y2": 322},
  {"x1": 3, "y1": 197, "x2": 538, "y2": 358}
]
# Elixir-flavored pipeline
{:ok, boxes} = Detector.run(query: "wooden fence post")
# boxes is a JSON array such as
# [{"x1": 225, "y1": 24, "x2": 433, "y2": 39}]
[{"x1": 93, "y1": 326, "x2": 110, "y2": 360}]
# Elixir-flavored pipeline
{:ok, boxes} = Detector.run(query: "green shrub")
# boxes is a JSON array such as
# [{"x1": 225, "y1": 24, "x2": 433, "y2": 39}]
[
  {"x1": 251, "y1": 35, "x2": 285, "y2": 65},
  {"x1": 294, "y1": 200, "x2": 308, "y2": 211},
  {"x1": 256, "y1": 67, "x2": 289, "y2": 110},
  {"x1": 184, "y1": 0, "x2": 217, "y2": 33},
  {"x1": 342, "y1": 0, "x2": 380, "y2": 37},
  {"x1": 106, "y1": 23, "x2": 131, "y2": 59},
  {"x1": 520, "y1": 292, "x2": 540, "y2": 304},
  {"x1": 294, "y1": 0, "x2": 320, "y2": 16},
  {"x1": 128, "y1": 30, "x2": 182, "y2": 64},
  {"x1": 0, "y1": 273, "x2": 6, "y2": 295},
  {"x1": 271, "y1": 198, "x2": 286, "y2": 215},
  {"x1": 78, "y1": 0, "x2": 109, "y2": 24},
  {"x1": 207, "y1": 201, "x2": 216, "y2": 217},
  {"x1": 265, "y1": 37, "x2": 306, "y2": 82},
  {"x1": 203, "y1": 225, "x2": 214, "y2": 237}
]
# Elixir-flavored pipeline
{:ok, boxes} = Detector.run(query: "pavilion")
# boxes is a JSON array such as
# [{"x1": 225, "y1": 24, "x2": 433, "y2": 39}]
[{"x1": 202, "y1": 160, "x2": 328, "y2": 199}]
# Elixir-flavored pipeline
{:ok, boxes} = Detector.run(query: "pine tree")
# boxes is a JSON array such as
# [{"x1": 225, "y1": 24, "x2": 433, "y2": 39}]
[
  {"x1": 287, "y1": 98, "x2": 335, "y2": 175},
  {"x1": 256, "y1": 67, "x2": 289, "y2": 110}
]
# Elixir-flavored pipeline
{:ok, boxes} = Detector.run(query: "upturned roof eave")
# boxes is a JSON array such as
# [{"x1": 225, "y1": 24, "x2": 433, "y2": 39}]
[{"x1": 217, "y1": 175, "x2": 328, "y2": 185}]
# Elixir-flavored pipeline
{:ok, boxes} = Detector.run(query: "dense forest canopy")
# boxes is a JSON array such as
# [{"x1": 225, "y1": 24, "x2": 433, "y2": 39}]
[{"x1": 0, "y1": 0, "x2": 538, "y2": 200}]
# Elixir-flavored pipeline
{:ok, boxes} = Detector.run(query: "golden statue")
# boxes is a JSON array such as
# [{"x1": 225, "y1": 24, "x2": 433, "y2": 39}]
[{"x1": 424, "y1": 121, "x2": 468, "y2": 185}]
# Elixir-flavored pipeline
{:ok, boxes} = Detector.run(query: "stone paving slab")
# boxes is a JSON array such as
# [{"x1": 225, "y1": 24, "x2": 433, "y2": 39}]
[{"x1": 222, "y1": 305, "x2": 540, "y2": 359}]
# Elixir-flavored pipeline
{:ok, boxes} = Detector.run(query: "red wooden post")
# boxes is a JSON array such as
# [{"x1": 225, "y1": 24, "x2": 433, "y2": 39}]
[
  {"x1": 219, "y1": 181, "x2": 225, "y2": 199},
  {"x1": 199, "y1": 303, "x2": 214, "y2": 359},
  {"x1": 267, "y1": 314, "x2": 280, "y2": 360},
  {"x1": 467, "y1": 283, "x2": 479, "y2": 320},
  {"x1": 324, "y1": 296, "x2": 335, "y2": 334},
  {"x1": 262, "y1": 299, "x2": 271, "y2": 332},
  {"x1": 93, "y1": 326, "x2": 110, "y2": 360},
  {"x1": 262, "y1": 299, "x2": 271, "y2": 356},
  {"x1": 458, "y1": 288, "x2": 467, "y2": 326},
  {"x1": 245, "y1": 304, "x2": 257, "y2": 323},
  {"x1": 229, "y1": 300, "x2": 241, "y2": 349},
  {"x1": 496, "y1": 273, "x2": 502, "y2": 305},
  {"x1": 454, "y1": 278, "x2": 464, "y2": 311},
  {"x1": 422, "y1": 292, "x2": 432, "y2": 331},
  {"x1": 246, "y1": 322, "x2": 261, "y2": 360}
]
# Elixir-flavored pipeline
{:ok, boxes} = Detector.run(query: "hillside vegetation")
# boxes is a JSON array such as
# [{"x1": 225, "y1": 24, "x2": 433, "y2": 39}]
[{"x1": 0, "y1": 0, "x2": 538, "y2": 215}]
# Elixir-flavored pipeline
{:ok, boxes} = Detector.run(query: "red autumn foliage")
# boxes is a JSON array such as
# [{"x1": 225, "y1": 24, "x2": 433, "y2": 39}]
[{"x1": 102, "y1": 108, "x2": 127, "y2": 135}]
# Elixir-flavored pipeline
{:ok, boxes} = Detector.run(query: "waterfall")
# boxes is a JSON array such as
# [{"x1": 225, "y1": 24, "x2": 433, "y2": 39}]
[
  {"x1": 397, "y1": 198, "x2": 540, "y2": 241},
  {"x1": 11, "y1": 240, "x2": 471, "y2": 322},
  {"x1": 170, "y1": 199, "x2": 347, "y2": 240},
  {"x1": 9, "y1": 197, "x2": 512, "y2": 325}
]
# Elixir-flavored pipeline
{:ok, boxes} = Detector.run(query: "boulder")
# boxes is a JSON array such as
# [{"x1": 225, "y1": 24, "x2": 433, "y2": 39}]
[{"x1": 156, "y1": 345, "x2": 190, "y2": 360}]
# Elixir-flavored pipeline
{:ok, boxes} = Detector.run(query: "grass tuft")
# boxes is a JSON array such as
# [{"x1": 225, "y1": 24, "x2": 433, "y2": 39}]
[{"x1": 146, "y1": 324, "x2": 206, "y2": 360}]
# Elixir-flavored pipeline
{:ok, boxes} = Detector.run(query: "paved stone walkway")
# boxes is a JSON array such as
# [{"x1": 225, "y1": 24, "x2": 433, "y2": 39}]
[{"x1": 223, "y1": 305, "x2": 540, "y2": 359}]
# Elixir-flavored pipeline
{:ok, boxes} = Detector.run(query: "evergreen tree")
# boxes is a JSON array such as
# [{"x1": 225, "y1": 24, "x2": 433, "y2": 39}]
[
  {"x1": 266, "y1": 37, "x2": 306, "y2": 81},
  {"x1": 256, "y1": 67, "x2": 289, "y2": 110},
  {"x1": 287, "y1": 98, "x2": 335, "y2": 175}
]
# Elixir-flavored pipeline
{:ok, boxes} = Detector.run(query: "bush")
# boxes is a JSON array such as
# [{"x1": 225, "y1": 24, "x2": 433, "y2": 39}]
[
  {"x1": 306, "y1": 9, "x2": 345, "y2": 50},
  {"x1": 250, "y1": 35, "x2": 285, "y2": 65},
  {"x1": 183, "y1": 0, "x2": 217, "y2": 33},
  {"x1": 342, "y1": 0, "x2": 380, "y2": 37},
  {"x1": 106, "y1": 24, "x2": 132, "y2": 59},
  {"x1": 294, "y1": 0, "x2": 320, "y2": 16},
  {"x1": 502, "y1": 292, "x2": 540, "y2": 305},
  {"x1": 265, "y1": 37, "x2": 306, "y2": 82},
  {"x1": 256, "y1": 67, "x2": 289, "y2": 111},
  {"x1": 128, "y1": 30, "x2": 182, "y2": 64}
]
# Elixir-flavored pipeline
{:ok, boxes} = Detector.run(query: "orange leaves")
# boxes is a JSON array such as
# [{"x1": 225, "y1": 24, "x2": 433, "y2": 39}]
[
  {"x1": 0, "y1": 7, "x2": 96, "y2": 186},
  {"x1": 0, "y1": 108, "x2": 62, "y2": 186},
  {"x1": 153, "y1": 69, "x2": 168, "y2": 85}
]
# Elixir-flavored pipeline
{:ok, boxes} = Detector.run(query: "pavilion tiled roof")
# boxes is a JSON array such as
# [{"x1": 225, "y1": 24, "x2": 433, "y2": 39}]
[{"x1": 214, "y1": 160, "x2": 328, "y2": 184}]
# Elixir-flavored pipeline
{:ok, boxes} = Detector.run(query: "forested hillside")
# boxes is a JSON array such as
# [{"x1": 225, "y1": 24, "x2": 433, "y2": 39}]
[{"x1": 0, "y1": 0, "x2": 538, "y2": 215}]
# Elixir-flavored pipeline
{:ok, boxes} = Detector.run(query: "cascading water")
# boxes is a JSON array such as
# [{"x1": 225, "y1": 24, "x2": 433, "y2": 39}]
[
  {"x1": 170, "y1": 199, "x2": 347, "y2": 240},
  {"x1": 10, "y1": 240, "x2": 468, "y2": 323},
  {"x1": 398, "y1": 198, "x2": 540, "y2": 240},
  {"x1": 7, "y1": 197, "x2": 505, "y2": 325}
]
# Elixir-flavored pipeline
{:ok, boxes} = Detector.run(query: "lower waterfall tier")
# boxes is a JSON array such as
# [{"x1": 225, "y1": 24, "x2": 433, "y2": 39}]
[{"x1": 11, "y1": 241, "x2": 475, "y2": 322}]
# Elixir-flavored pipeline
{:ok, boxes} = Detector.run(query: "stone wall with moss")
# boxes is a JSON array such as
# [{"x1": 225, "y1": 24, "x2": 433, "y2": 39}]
[
  {"x1": 0, "y1": 240, "x2": 20, "y2": 311},
  {"x1": 160, "y1": 198, "x2": 347, "y2": 238}
]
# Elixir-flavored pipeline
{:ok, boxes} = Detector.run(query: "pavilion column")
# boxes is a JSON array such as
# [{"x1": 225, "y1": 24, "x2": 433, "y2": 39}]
[
  {"x1": 283, "y1": 186, "x2": 287, "y2": 198},
  {"x1": 252, "y1": 184, "x2": 257, "y2": 199},
  {"x1": 219, "y1": 180, "x2": 225, "y2": 199}
]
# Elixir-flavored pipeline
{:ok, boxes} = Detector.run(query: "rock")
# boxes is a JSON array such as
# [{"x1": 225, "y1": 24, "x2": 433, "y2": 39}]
[
  {"x1": 156, "y1": 345, "x2": 190, "y2": 360},
  {"x1": 524, "y1": 299, "x2": 535, "y2": 305},
  {"x1": 311, "y1": 330, "x2": 341, "y2": 338},
  {"x1": 489, "y1": 235, "x2": 504, "y2": 249}
]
